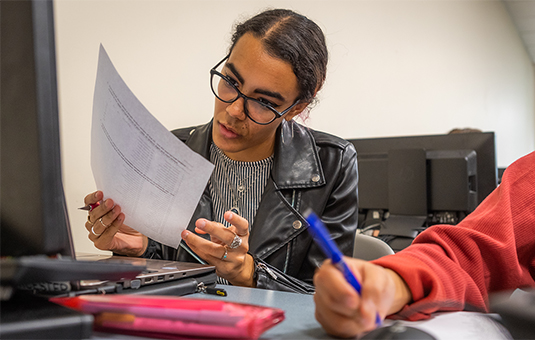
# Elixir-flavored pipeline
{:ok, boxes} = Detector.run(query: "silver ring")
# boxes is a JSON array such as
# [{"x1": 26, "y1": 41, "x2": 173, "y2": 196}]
[
  {"x1": 87, "y1": 215, "x2": 95, "y2": 226},
  {"x1": 229, "y1": 234, "x2": 242, "y2": 249},
  {"x1": 99, "y1": 217, "x2": 110, "y2": 228},
  {"x1": 221, "y1": 248, "x2": 228, "y2": 260},
  {"x1": 91, "y1": 226, "x2": 102, "y2": 237}
]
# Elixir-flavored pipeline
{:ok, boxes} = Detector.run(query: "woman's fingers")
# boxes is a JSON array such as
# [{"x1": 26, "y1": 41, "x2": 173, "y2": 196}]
[
  {"x1": 86, "y1": 199, "x2": 118, "y2": 233},
  {"x1": 82, "y1": 191, "x2": 148, "y2": 257},
  {"x1": 224, "y1": 211, "x2": 249, "y2": 237},
  {"x1": 186, "y1": 213, "x2": 252, "y2": 285},
  {"x1": 184, "y1": 219, "x2": 247, "y2": 264},
  {"x1": 84, "y1": 191, "x2": 103, "y2": 209},
  {"x1": 182, "y1": 229, "x2": 227, "y2": 262},
  {"x1": 85, "y1": 191, "x2": 116, "y2": 230},
  {"x1": 183, "y1": 218, "x2": 255, "y2": 286},
  {"x1": 195, "y1": 217, "x2": 247, "y2": 249}
]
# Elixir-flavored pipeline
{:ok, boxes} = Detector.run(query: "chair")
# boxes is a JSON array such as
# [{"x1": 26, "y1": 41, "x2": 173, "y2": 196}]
[{"x1": 353, "y1": 233, "x2": 395, "y2": 260}]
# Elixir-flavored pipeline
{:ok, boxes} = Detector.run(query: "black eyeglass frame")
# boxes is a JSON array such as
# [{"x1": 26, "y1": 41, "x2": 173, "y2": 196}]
[{"x1": 210, "y1": 54, "x2": 301, "y2": 125}]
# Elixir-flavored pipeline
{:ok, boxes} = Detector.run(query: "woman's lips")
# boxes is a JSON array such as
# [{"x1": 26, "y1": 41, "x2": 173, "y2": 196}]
[{"x1": 219, "y1": 122, "x2": 240, "y2": 139}]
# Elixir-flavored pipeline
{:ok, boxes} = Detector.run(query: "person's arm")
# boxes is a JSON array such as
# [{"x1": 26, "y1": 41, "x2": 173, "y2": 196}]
[
  {"x1": 313, "y1": 258, "x2": 412, "y2": 338},
  {"x1": 375, "y1": 152, "x2": 535, "y2": 322},
  {"x1": 314, "y1": 151, "x2": 535, "y2": 337},
  {"x1": 373, "y1": 153, "x2": 535, "y2": 320}
]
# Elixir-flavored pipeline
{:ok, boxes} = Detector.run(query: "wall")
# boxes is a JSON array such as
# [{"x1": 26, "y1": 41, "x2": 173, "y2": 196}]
[{"x1": 54, "y1": 0, "x2": 535, "y2": 254}]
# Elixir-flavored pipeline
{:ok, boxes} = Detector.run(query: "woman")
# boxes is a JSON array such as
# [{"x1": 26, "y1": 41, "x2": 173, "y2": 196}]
[{"x1": 84, "y1": 8, "x2": 358, "y2": 293}]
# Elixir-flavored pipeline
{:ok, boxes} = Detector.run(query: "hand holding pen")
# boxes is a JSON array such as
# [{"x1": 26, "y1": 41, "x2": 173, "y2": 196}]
[
  {"x1": 79, "y1": 202, "x2": 100, "y2": 212},
  {"x1": 81, "y1": 190, "x2": 147, "y2": 257},
  {"x1": 304, "y1": 210, "x2": 384, "y2": 334}
]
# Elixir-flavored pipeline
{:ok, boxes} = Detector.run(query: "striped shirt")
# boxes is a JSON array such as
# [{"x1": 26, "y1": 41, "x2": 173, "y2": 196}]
[
  {"x1": 209, "y1": 143, "x2": 273, "y2": 230},
  {"x1": 209, "y1": 143, "x2": 273, "y2": 285}
]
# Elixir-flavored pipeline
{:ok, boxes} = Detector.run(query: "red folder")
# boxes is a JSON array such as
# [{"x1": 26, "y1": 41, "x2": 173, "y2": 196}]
[{"x1": 50, "y1": 294, "x2": 285, "y2": 339}]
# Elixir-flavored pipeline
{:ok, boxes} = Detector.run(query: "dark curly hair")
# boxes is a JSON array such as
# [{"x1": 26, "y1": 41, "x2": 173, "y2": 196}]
[{"x1": 229, "y1": 9, "x2": 328, "y2": 104}]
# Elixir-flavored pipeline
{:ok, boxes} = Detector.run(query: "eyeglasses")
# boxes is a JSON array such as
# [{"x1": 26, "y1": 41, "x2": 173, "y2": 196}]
[{"x1": 210, "y1": 55, "x2": 300, "y2": 125}]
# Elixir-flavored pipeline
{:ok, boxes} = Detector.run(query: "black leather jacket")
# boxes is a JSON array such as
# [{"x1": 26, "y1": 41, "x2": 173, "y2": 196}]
[{"x1": 142, "y1": 120, "x2": 359, "y2": 293}]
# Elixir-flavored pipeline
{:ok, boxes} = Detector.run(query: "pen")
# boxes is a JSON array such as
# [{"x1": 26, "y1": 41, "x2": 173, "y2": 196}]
[
  {"x1": 78, "y1": 202, "x2": 100, "y2": 211},
  {"x1": 304, "y1": 209, "x2": 382, "y2": 326}
]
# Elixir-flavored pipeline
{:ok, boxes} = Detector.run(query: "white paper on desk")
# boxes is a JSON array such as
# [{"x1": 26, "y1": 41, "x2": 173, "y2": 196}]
[
  {"x1": 90, "y1": 44, "x2": 214, "y2": 248},
  {"x1": 387, "y1": 312, "x2": 512, "y2": 340}
]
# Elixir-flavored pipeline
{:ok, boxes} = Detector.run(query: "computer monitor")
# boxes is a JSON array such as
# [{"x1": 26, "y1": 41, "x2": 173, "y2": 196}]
[
  {"x1": 349, "y1": 132, "x2": 497, "y2": 250},
  {"x1": 1, "y1": 0, "x2": 73, "y2": 258}
]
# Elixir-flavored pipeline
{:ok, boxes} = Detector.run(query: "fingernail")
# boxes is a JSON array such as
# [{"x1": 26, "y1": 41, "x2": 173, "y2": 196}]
[
  {"x1": 197, "y1": 220, "x2": 206, "y2": 230},
  {"x1": 224, "y1": 211, "x2": 235, "y2": 221},
  {"x1": 182, "y1": 230, "x2": 190, "y2": 239}
]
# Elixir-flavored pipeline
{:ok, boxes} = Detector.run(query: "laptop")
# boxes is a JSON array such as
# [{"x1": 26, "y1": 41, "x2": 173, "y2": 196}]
[
  {"x1": 2, "y1": 250, "x2": 215, "y2": 298},
  {"x1": 74, "y1": 252, "x2": 215, "y2": 292}
]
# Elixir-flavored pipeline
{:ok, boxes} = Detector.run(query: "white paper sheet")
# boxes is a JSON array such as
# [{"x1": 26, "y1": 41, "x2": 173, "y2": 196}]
[
  {"x1": 382, "y1": 312, "x2": 512, "y2": 340},
  {"x1": 91, "y1": 45, "x2": 214, "y2": 248}
]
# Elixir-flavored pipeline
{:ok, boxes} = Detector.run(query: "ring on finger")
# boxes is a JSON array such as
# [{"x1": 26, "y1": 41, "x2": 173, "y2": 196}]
[
  {"x1": 87, "y1": 215, "x2": 95, "y2": 226},
  {"x1": 91, "y1": 226, "x2": 102, "y2": 237},
  {"x1": 99, "y1": 217, "x2": 111, "y2": 228},
  {"x1": 221, "y1": 247, "x2": 228, "y2": 260},
  {"x1": 228, "y1": 233, "x2": 242, "y2": 249}
]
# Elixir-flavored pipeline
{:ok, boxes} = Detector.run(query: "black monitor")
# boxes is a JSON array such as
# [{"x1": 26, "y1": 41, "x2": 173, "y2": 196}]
[
  {"x1": 349, "y1": 132, "x2": 497, "y2": 251},
  {"x1": 1, "y1": 0, "x2": 73, "y2": 258}
]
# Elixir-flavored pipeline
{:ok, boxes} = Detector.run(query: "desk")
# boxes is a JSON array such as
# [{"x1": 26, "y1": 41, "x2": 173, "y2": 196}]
[
  {"x1": 93, "y1": 285, "x2": 512, "y2": 340},
  {"x1": 191, "y1": 285, "x2": 325, "y2": 339}
]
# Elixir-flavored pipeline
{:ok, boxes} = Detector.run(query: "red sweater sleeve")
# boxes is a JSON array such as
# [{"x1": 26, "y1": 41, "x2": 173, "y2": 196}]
[{"x1": 372, "y1": 151, "x2": 535, "y2": 321}]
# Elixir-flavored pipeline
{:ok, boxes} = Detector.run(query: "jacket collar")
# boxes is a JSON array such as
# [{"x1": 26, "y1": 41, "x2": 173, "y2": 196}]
[
  {"x1": 184, "y1": 119, "x2": 325, "y2": 189},
  {"x1": 272, "y1": 119, "x2": 325, "y2": 189},
  {"x1": 183, "y1": 121, "x2": 212, "y2": 159}
]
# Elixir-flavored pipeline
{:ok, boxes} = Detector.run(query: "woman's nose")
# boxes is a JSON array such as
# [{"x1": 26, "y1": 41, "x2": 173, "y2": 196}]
[{"x1": 226, "y1": 96, "x2": 247, "y2": 120}]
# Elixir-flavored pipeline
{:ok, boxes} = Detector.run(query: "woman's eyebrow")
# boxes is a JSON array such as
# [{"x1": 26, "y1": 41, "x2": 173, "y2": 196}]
[
  {"x1": 226, "y1": 62, "x2": 245, "y2": 84},
  {"x1": 254, "y1": 88, "x2": 284, "y2": 101},
  {"x1": 226, "y1": 62, "x2": 286, "y2": 102}
]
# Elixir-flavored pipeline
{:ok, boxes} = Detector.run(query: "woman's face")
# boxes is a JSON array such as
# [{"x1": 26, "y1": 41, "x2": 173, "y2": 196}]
[{"x1": 211, "y1": 33, "x2": 305, "y2": 162}]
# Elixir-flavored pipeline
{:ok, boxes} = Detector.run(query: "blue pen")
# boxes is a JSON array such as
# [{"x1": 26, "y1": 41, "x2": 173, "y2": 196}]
[{"x1": 304, "y1": 209, "x2": 382, "y2": 326}]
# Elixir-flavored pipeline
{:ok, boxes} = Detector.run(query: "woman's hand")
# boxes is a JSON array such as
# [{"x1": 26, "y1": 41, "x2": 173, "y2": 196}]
[
  {"x1": 181, "y1": 211, "x2": 255, "y2": 287},
  {"x1": 84, "y1": 191, "x2": 148, "y2": 257},
  {"x1": 313, "y1": 257, "x2": 412, "y2": 338}
]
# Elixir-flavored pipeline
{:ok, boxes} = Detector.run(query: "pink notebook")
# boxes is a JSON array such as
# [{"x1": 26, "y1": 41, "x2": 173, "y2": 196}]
[{"x1": 50, "y1": 294, "x2": 285, "y2": 339}]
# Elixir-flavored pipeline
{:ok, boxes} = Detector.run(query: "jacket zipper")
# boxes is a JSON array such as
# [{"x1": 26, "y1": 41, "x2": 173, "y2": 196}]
[{"x1": 257, "y1": 262, "x2": 278, "y2": 280}]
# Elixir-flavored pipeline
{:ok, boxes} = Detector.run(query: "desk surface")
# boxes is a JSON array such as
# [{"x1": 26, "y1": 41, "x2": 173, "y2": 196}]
[
  {"x1": 94, "y1": 285, "x2": 512, "y2": 340},
  {"x1": 191, "y1": 285, "x2": 326, "y2": 339}
]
